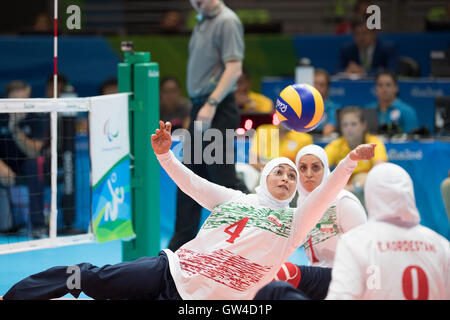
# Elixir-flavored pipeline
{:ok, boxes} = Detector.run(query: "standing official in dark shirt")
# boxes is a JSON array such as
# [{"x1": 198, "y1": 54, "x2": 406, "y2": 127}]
[{"x1": 168, "y1": 0, "x2": 248, "y2": 251}]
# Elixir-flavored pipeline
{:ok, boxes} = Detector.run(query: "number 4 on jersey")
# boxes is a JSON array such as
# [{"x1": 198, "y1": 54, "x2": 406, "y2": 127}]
[{"x1": 224, "y1": 217, "x2": 249, "y2": 243}]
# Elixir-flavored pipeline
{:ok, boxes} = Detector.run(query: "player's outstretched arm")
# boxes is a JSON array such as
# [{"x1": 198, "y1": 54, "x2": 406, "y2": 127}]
[
  {"x1": 293, "y1": 144, "x2": 376, "y2": 246},
  {"x1": 152, "y1": 121, "x2": 242, "y2": 211}
]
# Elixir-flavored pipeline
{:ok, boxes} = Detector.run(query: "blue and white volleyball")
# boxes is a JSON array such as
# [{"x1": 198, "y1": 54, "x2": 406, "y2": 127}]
[{"x1": 275, "y1": 84, "x2": 325, "y2": 133}]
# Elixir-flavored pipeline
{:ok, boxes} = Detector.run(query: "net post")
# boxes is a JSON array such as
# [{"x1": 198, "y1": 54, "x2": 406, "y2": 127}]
[{"x1": 118, "y1": 49, "x2": 160, "y2": 261}]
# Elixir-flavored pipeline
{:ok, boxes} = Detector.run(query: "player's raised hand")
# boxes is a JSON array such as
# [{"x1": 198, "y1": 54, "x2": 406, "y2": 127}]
[
  {"x1": 151, "y1": 121, "x2": 172, "y2": 154},
  {"x1": 349, "y1": 143, "x2": 376, "y2": 161}
]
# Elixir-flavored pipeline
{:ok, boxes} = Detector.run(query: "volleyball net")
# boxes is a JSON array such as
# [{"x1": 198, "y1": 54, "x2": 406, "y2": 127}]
[{"x1": 0, "y1": 93, "x2": 135, "y2": 254}]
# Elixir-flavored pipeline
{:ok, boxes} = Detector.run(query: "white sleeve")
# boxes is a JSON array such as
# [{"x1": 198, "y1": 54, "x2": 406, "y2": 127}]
[
  {"x1": 337, "y1": 197, "x2": 367, "y2": 233},
  {"x1": 326, "y1": 234, "x2": 365, "y2": 300},
  {"x1": 444, "y1": 238, "x2": 450, "y2": 299},
  {"x1": 292, "y1": 154, "x2": 357, "y2": 246},
  {"x1": 156, "y1": 150, "x2": 244, "y2": 211}
]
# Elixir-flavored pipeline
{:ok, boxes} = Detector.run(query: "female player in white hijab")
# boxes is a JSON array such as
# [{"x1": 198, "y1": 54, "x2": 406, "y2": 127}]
[
  {"x1": 295, "y1": 144, "x2": 367, "y2": 266},
  {"x1": 2, "y1": 122, "x2": 375, "y2": 300},
  {"x1": 259, "y1": 163, "x2": 448, "y2": 300},
  {"x1": 326, "y1": 163, "x2": 449, "y2": 300},
  {"x1": 273, "y1": 144, "x2": 367, "y2": 299}
]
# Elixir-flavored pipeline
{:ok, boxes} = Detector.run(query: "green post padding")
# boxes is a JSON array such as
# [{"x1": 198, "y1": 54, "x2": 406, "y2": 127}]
[{"x1": 118, "y1": 50, "x2": 160, "y2": 261}]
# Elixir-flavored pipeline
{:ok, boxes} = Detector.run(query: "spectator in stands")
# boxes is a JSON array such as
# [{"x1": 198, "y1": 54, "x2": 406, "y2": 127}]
[
  {"x1": 3, "y1": 80, "x2": 32, "y2": 99},
  {"x1": 313, "y1": 69, "x2": 341, "y2": 137},
  {"x1": 335, "y1": 0, "x2": 370, "y2": 35},
  {"x1": 235, "y1": 68, "x2": 273, "y2": 114},
  {"x1": 232, "y1": 120, "x2": 314, "y2": 200},
  {"x1": 338, "y1": 15, "x2": 398, "y2": 77},
  {"x1": 159, "y1": 10, "x2": 185, "y2": 34},
  {"x1": 160, "y1": 76, "x2": 192, "y2": 131},
  {"x1": 366, "y1": 71, "x2": 419, "y2": 134},
  {"x1": 45, "y1": 74, "x2": 67, "y2": 99},
  {"x1": 248, "y1": 122, "x2": 313, "y2": 174},
  {"x1": 100, "y1": 78, "x2": 118, "y2": 95},
  {"x1": 0, "y1": 80, "x2": 49, "y2": 238},
  {"x1": 31, "y1": 12, "x2": 52, "y2": 34},
  {"x1": 425, "y1": 4, "x2": 450, "y2": 31},
  {"x1": 325, "y1": 106, "x2": 387, "y2": 204}
]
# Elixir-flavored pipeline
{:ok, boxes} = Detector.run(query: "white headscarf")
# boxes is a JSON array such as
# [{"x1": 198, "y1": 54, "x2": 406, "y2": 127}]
[
  {"x1": 255, "y1": 157, "x2": 299, "y2": 209},
  {"x1": 364, "y1": 162, "x2": 420, "y2": 227},
  {"x1": 295, "y1": 144, "x2": 331, "y2": 205}
]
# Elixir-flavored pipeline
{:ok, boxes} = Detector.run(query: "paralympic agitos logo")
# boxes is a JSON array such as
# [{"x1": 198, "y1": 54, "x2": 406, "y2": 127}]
[{"x1": 103, "y1": 117, "x2": 119, "y2": 142}]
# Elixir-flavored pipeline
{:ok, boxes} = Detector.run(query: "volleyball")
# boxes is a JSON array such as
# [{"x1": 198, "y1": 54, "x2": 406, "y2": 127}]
[
  {"x1": 274, "y1": 262, "x2": 301, "y2": 288},
  {"x1": 275, "y1": 83, "x2": 325, "y2": 133}
]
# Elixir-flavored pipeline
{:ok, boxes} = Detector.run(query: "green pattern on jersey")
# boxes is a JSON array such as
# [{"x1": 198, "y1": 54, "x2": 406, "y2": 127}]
[
  {"x1": 302, "y1": 205, "x2": 342, "y2": 249},
  {"x1": 202, "y1": 202, "x2": 294, "y2": 238}
]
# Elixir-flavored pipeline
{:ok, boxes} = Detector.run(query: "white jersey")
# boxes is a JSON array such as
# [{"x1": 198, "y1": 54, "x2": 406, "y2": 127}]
[
  {"x1": 326, "y1": 162, "x2": 450, "y2": 300},
  {"x1": 327, "y1": 221, "x2": 450, "y2": 300},
  {"x1": 157, "y1": 150, "x2": 357, "y2": 300},
  {"x1": 301, "y1": 191, "x2": 366, "y2": 268},
  {"x1": 295, "y1": 145, "x2": 367, "y2": 268}
]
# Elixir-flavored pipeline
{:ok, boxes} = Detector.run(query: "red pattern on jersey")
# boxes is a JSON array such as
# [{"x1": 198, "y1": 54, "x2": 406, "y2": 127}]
[{"x1": 177, "y1": 248, "x2": 272, "y2": 292}]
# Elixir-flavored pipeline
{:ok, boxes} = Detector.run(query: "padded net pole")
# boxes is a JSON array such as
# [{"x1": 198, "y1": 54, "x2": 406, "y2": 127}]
[{"x1": 119, "y1": 49, "x2": 161, "y2": 261}]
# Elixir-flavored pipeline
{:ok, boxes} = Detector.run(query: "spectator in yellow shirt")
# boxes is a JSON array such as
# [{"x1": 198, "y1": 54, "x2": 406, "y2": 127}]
[
  {"x1": 235, "y1": 69, "x2": 273, "y2": 114},
  {"x1": 325, "y1": 106, "x2": 388, "y2": 203},
  {"x1": 249, "y1": 123, "x2": 313, "y2": 171}
]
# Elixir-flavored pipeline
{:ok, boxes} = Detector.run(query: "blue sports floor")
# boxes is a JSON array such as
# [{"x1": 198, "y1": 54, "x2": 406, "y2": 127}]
[
  {"x1": 0, "y1": 239, "x2": 122, "y2": 299},
  {"x1": 0, "y1": 235, "x2": 307, "y2": 299}
]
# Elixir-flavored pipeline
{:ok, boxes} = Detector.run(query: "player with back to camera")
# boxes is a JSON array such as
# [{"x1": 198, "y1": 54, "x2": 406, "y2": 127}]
[
  {"x1": 256, "y1": 162, "x2": 449, "y2": 300},
  {"x1": 326, "y1": 162, "x2": 449, "y2": 299},
  {"x1": 2, "y1": 121, "x2": 375, "y2": 300}
]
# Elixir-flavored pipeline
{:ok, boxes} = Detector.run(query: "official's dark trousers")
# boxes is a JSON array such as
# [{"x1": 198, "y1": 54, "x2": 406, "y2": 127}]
[
  {"x1": 168, "y1": 93, "x2": 248, "y2": 251},
  {"x1": 3, "y1": 251, "x2": 181, "y2": 300}
]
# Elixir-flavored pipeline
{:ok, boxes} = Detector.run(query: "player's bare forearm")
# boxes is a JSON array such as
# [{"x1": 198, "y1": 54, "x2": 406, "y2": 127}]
[{"x1": 208, "y1": 59, "x2": 242, "y2": 102}]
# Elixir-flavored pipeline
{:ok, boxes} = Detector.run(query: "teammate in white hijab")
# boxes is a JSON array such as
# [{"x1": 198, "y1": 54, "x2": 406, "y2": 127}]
[
  {"x1": 295, "y1": 144, "x2": 367, "y2": 267},
  {"x1": 273, "y1": 144, "x2": 367, "y2": 298},
  {"x1": 327, "y1": 163, "x2": 449, "y2": 299}
]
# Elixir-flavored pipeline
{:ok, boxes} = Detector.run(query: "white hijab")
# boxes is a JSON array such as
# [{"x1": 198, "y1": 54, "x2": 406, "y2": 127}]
[
  {"x1": 364, "y1": 162, "x2": 420, "y2": 227},
  {"x1": 255, "y1": 157, "x2": 299, "y2": 209},
  {"x1": 295, "y1": 144, "x2": 331, "y2": 205}
]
